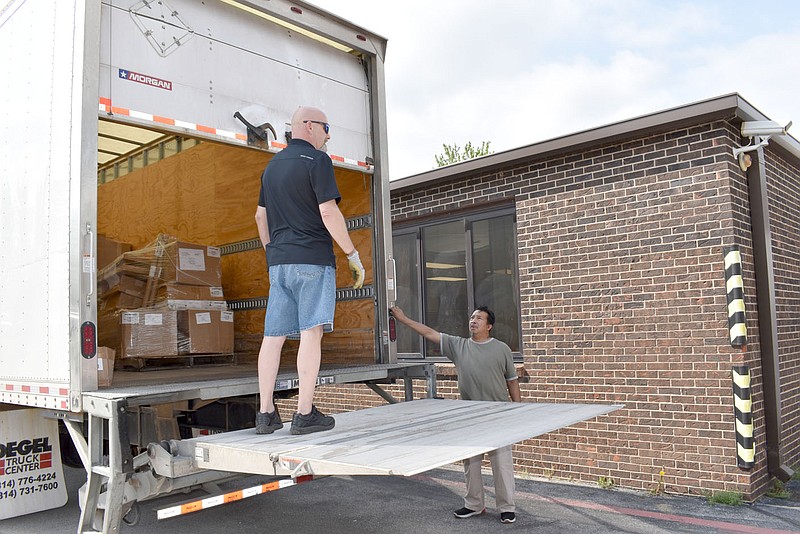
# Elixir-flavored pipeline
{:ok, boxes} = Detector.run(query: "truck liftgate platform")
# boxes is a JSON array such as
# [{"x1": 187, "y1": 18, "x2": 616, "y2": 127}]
[
  {"x1": 68, "y1": 362, "x2": 438, "y2": 534},
  {"x1": 69, "y1": 364, "x2": 620, "y2": 534}
]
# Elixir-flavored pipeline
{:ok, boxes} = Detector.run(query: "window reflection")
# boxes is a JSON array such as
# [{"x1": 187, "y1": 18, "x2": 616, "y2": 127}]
[
  {"x1": 393, "y1": 232, "x2": 420, "y2": 355},
  {"x1": 423, "y1": 221, "x2": 468, "y2": 356},
  {"x1": 472, "y1": 215, "x2": 519, "y2": 351}
]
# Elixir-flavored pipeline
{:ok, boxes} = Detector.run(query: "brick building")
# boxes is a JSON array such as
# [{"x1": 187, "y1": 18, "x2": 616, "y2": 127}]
[{"x1": 317, "y1": 94, "x2": 800, "y2": 499}]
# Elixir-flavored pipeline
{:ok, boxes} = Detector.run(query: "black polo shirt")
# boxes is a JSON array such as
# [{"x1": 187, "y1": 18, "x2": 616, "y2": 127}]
[{"x1": 258, "y1": 139, "x2": 341, "y2": 267}]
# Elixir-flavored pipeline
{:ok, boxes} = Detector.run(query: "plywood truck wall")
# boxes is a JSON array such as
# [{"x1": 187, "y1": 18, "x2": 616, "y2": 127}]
[{"x1": 97, "y1": 138, "x2": 375, "y2": 365}]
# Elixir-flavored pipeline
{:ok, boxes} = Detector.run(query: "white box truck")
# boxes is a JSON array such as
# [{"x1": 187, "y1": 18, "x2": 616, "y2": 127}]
[{"x1": 0, "y1": 1, "x2": 619, "y2": 532}]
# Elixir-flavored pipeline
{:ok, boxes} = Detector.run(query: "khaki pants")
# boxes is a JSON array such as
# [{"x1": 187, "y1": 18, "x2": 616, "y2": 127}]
[{"x1": 462, "y1": 445, "x2": 515, "y2": 513}]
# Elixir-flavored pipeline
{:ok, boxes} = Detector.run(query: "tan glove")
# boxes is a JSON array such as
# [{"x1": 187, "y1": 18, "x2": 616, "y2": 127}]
[{"x1": 347, "y1": 250, "x2": 365, "y2": 289}]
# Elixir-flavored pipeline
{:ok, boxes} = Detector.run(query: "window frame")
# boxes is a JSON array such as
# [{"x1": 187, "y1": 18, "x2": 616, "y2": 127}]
[{"x1": 392, "y1": 205, "x2": 522, "y2": 362}]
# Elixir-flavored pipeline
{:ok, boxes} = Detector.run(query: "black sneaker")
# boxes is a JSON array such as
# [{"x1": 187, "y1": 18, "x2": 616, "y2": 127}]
[
  {"x1": 453, "y1": 507, "x2": 485, "y2": 518},
  {"x1": 255, "y1": 408, "x2": 283, "y2": 434},
  {"x1": 290, "y1": 405, "x2": 335, "y2": 435},
  {"x1": 500, "y1": 512, "x2": 516, "y2": 523}
]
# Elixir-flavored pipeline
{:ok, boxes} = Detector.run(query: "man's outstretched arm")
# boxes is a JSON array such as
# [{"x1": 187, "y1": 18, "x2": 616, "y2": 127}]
[{"x1": 390, "y1": 306, "x2": 441, "y2": 345}]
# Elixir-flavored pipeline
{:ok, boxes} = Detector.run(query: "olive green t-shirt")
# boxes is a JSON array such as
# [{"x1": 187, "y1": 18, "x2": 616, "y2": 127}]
[{"x1": 440, "y1": 334, "x2": 517, "y2": 401}]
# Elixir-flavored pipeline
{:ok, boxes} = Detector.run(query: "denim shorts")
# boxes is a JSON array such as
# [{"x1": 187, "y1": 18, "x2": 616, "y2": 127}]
[{"x1": 264, "y1": 264, "x2": 335, "y2": 339}]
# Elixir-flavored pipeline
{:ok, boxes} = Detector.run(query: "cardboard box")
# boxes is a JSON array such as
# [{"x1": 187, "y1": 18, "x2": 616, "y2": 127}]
[
  {"x1": 120, "y1": 308, "x2": 233, "y2": 358},
  {"x1": 178, "y1": 310, "x2": 234, "y2": 354},
  {"x1": 167, "y1": 241, "x2": 222, "y2": 287},
  {"x1": 99, "y1": 291, "x2": 143, "y2": 311},
  {"x1": 120, "y1": 309, "x2": 179, "y2": 358},
  {"x1": 97, "y1": 235, "x2": 132, "y2": 270},
  {"x1": 98, "y1": 273, "x2": 147, "y2": 298},
  {"x1": 120, "y1": 236, "x2": 222, "y2": 287},
  {"x1": 97, "y1": 347, "x2": 115, "y2": 387},
  {"x1": 157, "y1": 283, "x2": 227, "y2": 310}
]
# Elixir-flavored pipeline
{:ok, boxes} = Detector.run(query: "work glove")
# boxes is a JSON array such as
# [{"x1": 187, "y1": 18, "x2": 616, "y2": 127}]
[{"x1": 347, "y1": 250, "x2": 365, "y2": 289}]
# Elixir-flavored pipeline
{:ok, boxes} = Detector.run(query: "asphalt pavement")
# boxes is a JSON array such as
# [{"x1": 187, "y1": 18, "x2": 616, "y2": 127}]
[{"x1": 3, "y1": 464, "x2": 800, "y2": 533}]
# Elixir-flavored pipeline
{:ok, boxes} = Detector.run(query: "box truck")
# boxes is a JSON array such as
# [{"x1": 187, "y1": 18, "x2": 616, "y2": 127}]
[{"x1": 0, "y1": 1, "x2": 618, "y2": 532}]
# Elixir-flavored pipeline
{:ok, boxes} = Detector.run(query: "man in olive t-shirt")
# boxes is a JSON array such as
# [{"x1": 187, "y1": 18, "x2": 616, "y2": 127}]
[{"x1": 390, "y1": 305, "x2": 521, "y2": 524}]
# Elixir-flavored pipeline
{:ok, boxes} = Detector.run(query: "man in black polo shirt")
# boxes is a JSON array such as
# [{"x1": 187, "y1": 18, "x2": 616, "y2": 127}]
[{"x1": 254, "y1": 106, "x2": 365, "y2": 435}]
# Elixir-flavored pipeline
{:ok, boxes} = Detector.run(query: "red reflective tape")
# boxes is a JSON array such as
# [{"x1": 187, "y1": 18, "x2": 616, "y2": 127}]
[
  {"x1": 196, "y1": 124, "x2": 215, "y2": 134},
  {"x1": 59, "y1": 388, "x2": 69, "y2": 395},
  {"x1": 5, "y1": 385, "x2": 12, "y2": 391},
  {"x1": 111, "y1": 106, "x2": 130, "y2": 116},
  {"x1": 330, "y1": 155, "x2": 344, "y2": 162},
  {"x1": 21, "y1": 385, "x2": 30, "y2": 392},
  {"x1": 39, "y1": 387, "x2": 49, "y2": 394},
  {"x1": 235, "y1": 133, "x2": 247, "y2": 141},
  {"x1": 99, "y1": 97, "x2": 112, "y2": 106}
]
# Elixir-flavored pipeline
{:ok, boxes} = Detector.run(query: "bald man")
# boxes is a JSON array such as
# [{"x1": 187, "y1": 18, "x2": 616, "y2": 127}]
[{"x1": 254, "y1": 106, "x2": 365, "y2": 435}]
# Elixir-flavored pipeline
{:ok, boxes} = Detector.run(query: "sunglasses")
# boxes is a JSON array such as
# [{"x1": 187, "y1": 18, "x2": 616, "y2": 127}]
[{"x1": 303, "y1": 120, "x2": 330, "y2": 134}]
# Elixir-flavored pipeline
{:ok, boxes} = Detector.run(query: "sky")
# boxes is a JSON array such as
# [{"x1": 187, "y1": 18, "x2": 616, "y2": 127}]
[{"x1": 307, "y1": 0, "x2": 800, "y2": 180}]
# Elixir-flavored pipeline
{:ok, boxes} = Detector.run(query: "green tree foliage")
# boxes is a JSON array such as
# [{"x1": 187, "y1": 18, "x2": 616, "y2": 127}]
[{"x1": 434, "y1": 141, "x2": 493, "y2": 167}]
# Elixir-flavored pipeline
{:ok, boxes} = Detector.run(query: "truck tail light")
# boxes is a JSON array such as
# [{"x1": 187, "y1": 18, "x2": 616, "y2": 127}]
[
  {"x1": 389, "y1": 315, "x2": 396, "y2": 342},
  {"x1": 81, "y1": 321, "x2": 97, "y2": 358}
]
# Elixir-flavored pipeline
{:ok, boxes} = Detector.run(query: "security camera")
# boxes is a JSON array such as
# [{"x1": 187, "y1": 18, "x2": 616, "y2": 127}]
[{"x1": 741, "y1": 120, "x2": 792, "y2": 138}]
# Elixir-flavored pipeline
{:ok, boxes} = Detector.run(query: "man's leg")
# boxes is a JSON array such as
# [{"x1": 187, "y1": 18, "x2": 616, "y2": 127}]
[
  {"x1": 258, "y1": 335, "x2": 286, "y2": 413},
  {"x1": 462, "y1": 454, "x2": 486, "y2": 511},
  {"x1": 489, "y1": 445, "x2": 516, "y2": 513},
  {"x1": 296, "y1": 325, "x2": 323, "y2": 414}
]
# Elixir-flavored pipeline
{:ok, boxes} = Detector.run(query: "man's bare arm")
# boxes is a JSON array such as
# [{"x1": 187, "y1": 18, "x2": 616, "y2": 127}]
[
  {"x1": 507, "y1": 378, "x2": 521, "y2": 402},
  {"x1": 255, "y1": 205, "x2": 270, "y2": 247},
  {"x1": 390, "y1": 306, "x2": 441, "y2": 345}
]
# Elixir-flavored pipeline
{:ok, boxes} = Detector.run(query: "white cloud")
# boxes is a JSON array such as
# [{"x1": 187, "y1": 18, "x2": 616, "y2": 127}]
[{"x1": 308, "y1": 0, "x2": 800, "y2": 179}]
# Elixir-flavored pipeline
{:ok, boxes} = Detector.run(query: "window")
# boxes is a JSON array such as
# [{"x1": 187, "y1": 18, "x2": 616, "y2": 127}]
[{"x1": 393, "y1": 208, "x2": 520, "y2": 359}]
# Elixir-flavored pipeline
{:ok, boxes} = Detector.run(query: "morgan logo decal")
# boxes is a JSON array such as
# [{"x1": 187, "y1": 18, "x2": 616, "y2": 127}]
[{"x1": 119, "y1": 69, "x2": 173, "y2": 91}]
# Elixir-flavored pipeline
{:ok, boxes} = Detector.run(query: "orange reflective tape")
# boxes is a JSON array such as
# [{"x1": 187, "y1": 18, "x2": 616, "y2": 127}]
[
  {"x1": 153, "y1": 115, "x2": 175, "y2": 125},
  {"x1": 182, "y1": 501, "x2": 203, "y2": 514},
  {"x1": 196, "y1": 124, "x2": 215, "y2": 134},
  {"x1": 111, "y1": 106, "x2": 130, "y2": 116},
  {"x1": 224, "y1": 491, "x2": 243, "y2": 503}
]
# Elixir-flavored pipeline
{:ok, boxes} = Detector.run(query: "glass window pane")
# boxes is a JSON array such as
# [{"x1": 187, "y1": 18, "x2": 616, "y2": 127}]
[
  {"x1": 423, "y1": 221, "x2": 468, "y2": 356},
  {"x1": 472, "y1": 215, "x2": 520, "y2": 351},
  {"x1": 393, "y1": 232, "x2": 421, "y2": 355}
]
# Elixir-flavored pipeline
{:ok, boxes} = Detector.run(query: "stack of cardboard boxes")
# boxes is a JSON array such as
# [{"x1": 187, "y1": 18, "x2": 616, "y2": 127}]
[{"x1": 97, "y1": 234, "x2": 234, "y2": 361}]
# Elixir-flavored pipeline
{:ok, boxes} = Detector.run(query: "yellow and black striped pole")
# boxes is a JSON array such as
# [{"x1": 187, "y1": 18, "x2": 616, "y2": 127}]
[
  {"x1": 724, "y1": 246, "x2": 747, "y2": 347},
  {"x1": 732, "y1": 365, "x2": 755, "y2": 469}
]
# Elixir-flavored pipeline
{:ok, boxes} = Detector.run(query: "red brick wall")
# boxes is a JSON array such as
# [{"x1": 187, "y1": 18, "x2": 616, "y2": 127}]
[
  {"x1": 311, "y1": 116, "x2": 800, "y2": 499},
  {"x1": 764, "y1": 148, "x2": 800, "y2": 472}
]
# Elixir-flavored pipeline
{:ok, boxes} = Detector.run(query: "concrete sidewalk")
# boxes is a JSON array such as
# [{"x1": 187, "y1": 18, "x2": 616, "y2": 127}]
[{"x1": 4, "y1": 464, "x2": 800, "y2": 533}]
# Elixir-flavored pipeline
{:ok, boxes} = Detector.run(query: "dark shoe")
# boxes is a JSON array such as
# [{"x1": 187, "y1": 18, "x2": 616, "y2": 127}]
[
  {"x1": 290, "y1": 405, "x2": 335, "y2": 435},
  {"x1": 500, "y1": 512, "x2": 516, "y2": 523},
  {"x1": 255, "y1": 408, "x2": 283, "y2": 434},
  {"x1": 453, "y1": 507, "x2": 485, "y2": 518}
]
